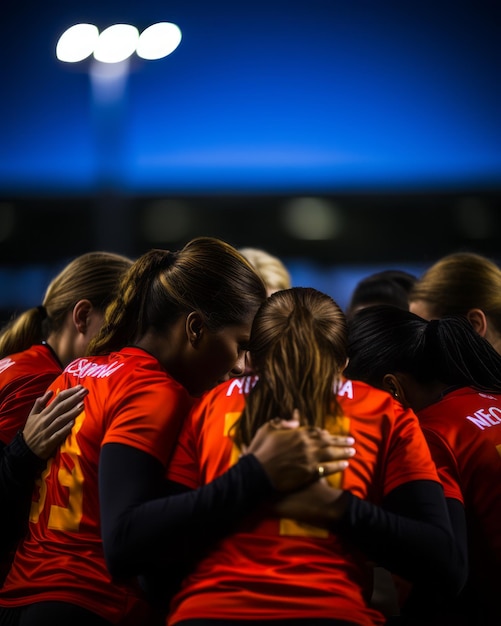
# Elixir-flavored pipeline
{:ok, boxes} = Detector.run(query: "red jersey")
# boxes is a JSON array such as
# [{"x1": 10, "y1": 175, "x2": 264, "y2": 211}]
[
  {"x1": 0, "y1": 343, "x2": 62, "y2": 445},
  {"x1": 418, "y1": 387, "x2": 501, "y2": 601},
  {"x1": 0, "y1": 347, "x2": 194, "y2": 625},
  {"x1": 167, "y1": 376, "x2": 440, "y2": 626}
]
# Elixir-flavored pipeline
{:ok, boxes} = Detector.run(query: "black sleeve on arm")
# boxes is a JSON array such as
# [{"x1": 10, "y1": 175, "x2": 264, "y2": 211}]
[
  {"x1": 400, "y1": 496, "x2": 468, "y2": 618},
  {"x1": 0, "y1": 433, "x2": 46, "y2": 556},
  {"x1": 99, "y1": 443, "x2": 274, "y2": 579},
  {"x1": 337, "y1": 480, "x2": 468, "y2": 597}
]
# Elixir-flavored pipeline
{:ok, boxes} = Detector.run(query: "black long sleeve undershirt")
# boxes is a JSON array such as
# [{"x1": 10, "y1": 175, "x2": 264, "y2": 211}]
[
  {"x1": 397, "y1": 497, "x2": 469, "y2": 619},
  {"x1": 99, "y1": 443, "x2": 273, "y2": 579},
  {"x1": 0, "y1": 433, "x2": 46, "y2": 556},
  {"x1": 100, "y1": 443, "x2": 467, "y2": 605},
  {"x1": 338, "y1": 483, "x2": 467, "y2": 596}
]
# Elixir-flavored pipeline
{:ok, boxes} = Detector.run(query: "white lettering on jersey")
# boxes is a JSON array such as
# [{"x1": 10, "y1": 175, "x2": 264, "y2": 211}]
[
  {"x1": 466, "y1": 406, "x2": 501, "y2": 430},
  {"x1": 65, "y1": 358, "x2": 124, "y2": 379},
  {"x1": 226, "y1": 375, "x2": 259, "y2": 396},
  {"x1": 0, "y1": 357, "x2": 15, "y2": 374},
  {"x1": 336, "y1": 379, "x2": 354, "y2": 399},
  {"x1": 479, "y1": 392, "x2": 497, "y2": 401}
]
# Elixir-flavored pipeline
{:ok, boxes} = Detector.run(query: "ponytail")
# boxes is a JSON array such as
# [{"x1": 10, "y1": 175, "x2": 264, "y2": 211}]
[{"x1": 0, "y1": 306, "x2": 49, "y2": 358}]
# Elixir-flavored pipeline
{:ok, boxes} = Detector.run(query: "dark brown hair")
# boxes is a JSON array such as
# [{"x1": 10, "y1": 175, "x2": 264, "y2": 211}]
[{"x1": 88, "y1": 237, "x2": 267, "y2": 356}]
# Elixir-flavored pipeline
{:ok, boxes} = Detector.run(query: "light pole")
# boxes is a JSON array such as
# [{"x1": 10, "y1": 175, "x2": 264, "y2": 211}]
[{"x1": 55, "y1": 22, "x2": 182, "y2": 254}]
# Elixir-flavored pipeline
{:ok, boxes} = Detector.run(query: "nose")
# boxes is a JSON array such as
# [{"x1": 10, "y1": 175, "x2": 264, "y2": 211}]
[{"x1": 230, "y1": 352, "x2": 246, "y2": 377}]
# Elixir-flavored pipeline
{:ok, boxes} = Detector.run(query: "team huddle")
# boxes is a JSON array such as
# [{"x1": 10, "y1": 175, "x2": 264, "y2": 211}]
[{"x1": 0, "y1": 241, "x2": 499, "y2": 626}]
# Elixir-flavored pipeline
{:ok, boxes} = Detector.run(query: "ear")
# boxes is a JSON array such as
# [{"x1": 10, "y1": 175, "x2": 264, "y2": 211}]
[
  {"x1": 466, "y1": 308, "x2": 488, "y2": 337},
  {"x1": 186, "y1": 311, "x2": 205, "y2": 347},
  {"x1": 382, "y1": 373, "x2": 408, "y2": 406},
  {"x1": 72, "y1": 299, "x2": 93, "y2": 334}
]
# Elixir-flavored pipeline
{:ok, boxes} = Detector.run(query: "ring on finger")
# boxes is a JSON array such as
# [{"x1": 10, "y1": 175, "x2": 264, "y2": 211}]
[{"x1": 315, "y1": 464, "x2": 325, "y2": 479}]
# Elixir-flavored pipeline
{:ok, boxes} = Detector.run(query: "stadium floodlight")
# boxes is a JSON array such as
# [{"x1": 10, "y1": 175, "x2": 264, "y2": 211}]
[
  {"x1": 136, "y1": 22, "x2": 182, "y2": 60},
  {"x1": 56, "y1": 23, "x2": 100, "y2": 63}
]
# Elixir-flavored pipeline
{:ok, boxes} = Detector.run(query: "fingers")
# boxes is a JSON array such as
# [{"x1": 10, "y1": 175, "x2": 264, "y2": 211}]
[
  {"x1": 267, "y1": 419, "x2": 356, "y2": 462},
  {"x1": 328, "y1": 434, "x2": 355, "y2": 446},
  {"x1": 32, "y1": 412, "x2": 79, "y2": 460},
  {"x1": 315, "y1": 430, "x2": 355, "y2": 446},
  {"x1": 23, "y1": 386, "x2": 88, "y2": 459},
  {"x1": 47, "y1": 385, "x2": 88, "y2": 413},
  {"x1": 269, "y1": 417, "x2": 300, "y2": 430},
  {"x1": 36, "y1": 386, "x2": 88, "y2": 432},
  {"x1": 321, "y1": 442, "x2": 356, "y2": 461},
  {"x1": 47, "y1": 416, "x2": 79, "y2": 446},
  {"x1": 50, "y1": 385, "x2": 88, "y2": 406},
  {"x1": 314, "y1": 459, "x2": 350, "y2": 479},
  {"x1": 302, "y1": 426, "x2": 355, "y2": 449},
  {"x1": 308, "y1": 429, "x2": 356, "y2": 482},
  {"x1": 29, "y1": 389, "x2": 54, "y2": 414}
]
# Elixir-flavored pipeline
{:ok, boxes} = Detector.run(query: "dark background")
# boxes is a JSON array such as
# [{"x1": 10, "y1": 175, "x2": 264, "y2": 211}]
[{"x1": 1, "y1": 0, "x2": 500, "y2": 315}]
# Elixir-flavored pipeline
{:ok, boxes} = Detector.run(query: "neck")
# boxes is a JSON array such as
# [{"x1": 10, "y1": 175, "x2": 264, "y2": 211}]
[
  {"x1": 413, "y1": 380, "x2": 451, "y2": 412},
  {"x1": 485, "y1": 324, "x2": 501, "y2": 356}
]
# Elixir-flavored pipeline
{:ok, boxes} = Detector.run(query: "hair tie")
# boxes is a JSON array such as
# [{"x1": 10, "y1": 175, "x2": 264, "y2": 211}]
[
  {"x1": 163, "y1": 250, "x2": 178, "y2": 267},
  {"x1": 37, "y1": 305, "x2": 48, "y2": 320},
  {"x1": 426, "y1": 318, "x2": 440, "y2": 333},
  {"x1": 424, "y1": 318, "x2": 441, "y2": 351}
]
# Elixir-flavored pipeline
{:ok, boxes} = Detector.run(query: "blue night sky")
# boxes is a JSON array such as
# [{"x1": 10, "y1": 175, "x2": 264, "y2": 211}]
[{"x1": 1, "y1": 0, "x2": 500, "y2": 195}]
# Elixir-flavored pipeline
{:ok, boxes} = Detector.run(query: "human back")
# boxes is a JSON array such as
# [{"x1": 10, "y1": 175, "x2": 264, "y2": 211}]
[
  {"x1": 166, "y1": 288, "x2": 454, "y2": 626},
  {"x1": 3, "y1": 347, "x2": 194, "y2": 623},
  {"x1": 0, "y1": 237, "x2": 271, "y2": 625},
  {"x1": 0, "y1": 250, "x2": 133, "y2": 444},
  {"x1": 419, "y1": 384, "x2": 501, "y2": 615},
  {"x1": 346, "y1": 304, "x2": 501, "y2": 624},
  {"x1": 0, "y1": 251, "x2": 132, "y2": 587}
]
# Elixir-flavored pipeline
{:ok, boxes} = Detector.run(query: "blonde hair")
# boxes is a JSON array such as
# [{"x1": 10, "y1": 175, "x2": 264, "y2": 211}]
[
  {"x1": 0, "y1": 251, "x2": 133, "y2": 358},
  {"x1": 411, "y1": 252, "x2": 501, "y2": 334},
  {"x1": 238, "y1": 247, "x2": 291, "y2": 295}
]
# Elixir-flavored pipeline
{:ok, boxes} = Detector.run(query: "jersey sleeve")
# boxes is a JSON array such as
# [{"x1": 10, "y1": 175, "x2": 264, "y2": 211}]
[
  {"x1": 420, "y1": 426, "x2": 464, "y2": 504},
  {"x1": 383, "y1": 404, "x2": 441, "y2": 497},
  {"x1": 166, "y1": 401, "x2": 202, "y2": 489},
  {"x1": 102, "y1": 377, "x2": 193, "y2": 469},
  {"x1": 0, "y1": 373, "x2": 58, "y2": 445}
]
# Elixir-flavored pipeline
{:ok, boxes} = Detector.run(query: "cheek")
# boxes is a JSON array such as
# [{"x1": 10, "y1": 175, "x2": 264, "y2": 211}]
[
  {"x1": 194, "y1": 343, "x2": 238, "y2": 393},
  {"x1": 87, "y1": 313, "x2": 105, "y2": 340},
  {"x1": 75, "y1": 314, "x2": 105, "y2": 357},
  {"x1": 210, "y1": 339, "x2": 240, "y2": 376},
  {"x1": 214, "y1": 344, "x2": 239, "y2": 373}
]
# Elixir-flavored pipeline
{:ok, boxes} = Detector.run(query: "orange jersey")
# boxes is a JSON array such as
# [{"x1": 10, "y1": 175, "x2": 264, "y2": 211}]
[
  {"x1": 167, "y1": 376, "x2": 440, "y2": 625},
  {"x1": 418, "y1": 387, "x2": 501, "y2": 600},
  {"x1": 0, "y1": 343, "x2": 62, "y2": 445},
  {"x1": 0, "y1": 347, "x2": 194, "y2": 625}
]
